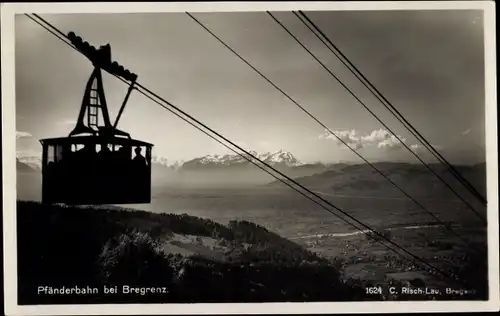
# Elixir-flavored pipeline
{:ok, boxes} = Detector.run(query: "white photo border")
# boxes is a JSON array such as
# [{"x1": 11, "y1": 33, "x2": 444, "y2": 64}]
[{"x1": 2, "y1": 1, "x2": 498, "y2": 315}]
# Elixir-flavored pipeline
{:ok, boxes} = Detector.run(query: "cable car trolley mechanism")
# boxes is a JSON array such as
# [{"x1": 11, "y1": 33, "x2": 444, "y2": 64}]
[{"x1": 40, "y1": 32, "x2": 153, "y2": 205}]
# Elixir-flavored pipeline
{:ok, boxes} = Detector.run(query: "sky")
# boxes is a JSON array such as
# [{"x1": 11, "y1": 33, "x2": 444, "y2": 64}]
[{"x1": 15, "y1": 10, "x2": 486, "y2": 164}]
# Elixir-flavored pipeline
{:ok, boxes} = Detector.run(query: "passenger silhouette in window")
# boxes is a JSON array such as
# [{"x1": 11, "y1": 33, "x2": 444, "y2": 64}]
[{"x1": 133, "y1": 147, "x2": 147, "y2": 166}]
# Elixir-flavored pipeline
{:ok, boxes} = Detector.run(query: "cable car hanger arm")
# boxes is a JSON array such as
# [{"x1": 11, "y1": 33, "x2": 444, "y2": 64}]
[
  {"x1": 114, "y1": 81, "x2": 136, "y2": 129},
  {"x1": 67, "y1": 31, "x2": 138, "y2": 131}
]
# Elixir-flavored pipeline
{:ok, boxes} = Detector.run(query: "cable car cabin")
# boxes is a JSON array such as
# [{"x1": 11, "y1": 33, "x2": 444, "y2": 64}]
[
  {"x1": 39, "y1": 34, "x2": 155, "y2": 205},
  {"x1": 40, "y1": 136, "x2": 153, "y2": 205}
]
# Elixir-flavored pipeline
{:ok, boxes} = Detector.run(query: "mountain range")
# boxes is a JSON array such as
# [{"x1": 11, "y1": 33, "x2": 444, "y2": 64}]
[
  {"x1": 15, "y1": 149, "x2": 487, "y2": 198},
  {"x1": 17, "y1": 158, "x2": 39, "y2": 173},
  {"x1": 16, "y1": 149, "x2": 329, "y2": 173},
  {"x1": 180, "y1": 149, "x2": 304, "y2": 170},
  {"x1": 16, "y1": 149, "x2": 41, "y2": 169},
  {"x1": 16, "y1": 149, "x2": 339, "y2": 190},
  {"x1": 267, "y1": 161, "x2": 487, "y2": 203},
  {"x1": 16, "y1": 149, "x2": 304, "y2": 168},
  {"x1": 150, "y1": 150, "x2": 334, "y2": 187}
]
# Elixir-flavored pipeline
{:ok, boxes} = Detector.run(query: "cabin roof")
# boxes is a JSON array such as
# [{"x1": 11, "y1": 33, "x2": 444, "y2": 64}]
[{"x1": 40, "y1": 135, "x2": 153, "y2": 147}]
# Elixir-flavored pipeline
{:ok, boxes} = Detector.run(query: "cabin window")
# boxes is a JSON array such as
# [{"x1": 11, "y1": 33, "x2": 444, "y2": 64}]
[
  {"x1": 55, "y1": 144, "x2": 64, "y2": 162},
  {"x1": 47, "y1": 145, "x2": 55, "y2": 164},
  {"x1": 146, "y1": 146, "x2": 152, "y2": 162},
  {"x1": 45, "y1": 144, "x2": 65, "y2": 165}
]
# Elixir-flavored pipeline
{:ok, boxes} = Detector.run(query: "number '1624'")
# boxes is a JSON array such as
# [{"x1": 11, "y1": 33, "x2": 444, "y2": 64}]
[{"x1": 365, "y1": 286, "x2": 383, "y2": 295}]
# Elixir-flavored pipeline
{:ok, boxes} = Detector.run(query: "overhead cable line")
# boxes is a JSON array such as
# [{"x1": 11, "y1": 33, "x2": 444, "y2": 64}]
[
  {"x1": 186, "y1": 10, "x2": 480, "y2": 248},
  {"x1": 25, "y1": 13, "x2": 464, "y2": 287},
  {"x1": 265, "y1": 11, "x2": 485, "y2": 224},
  {"x1": 295, "y1": 10, "x2": 488, "y2": 208},
  {"x1": 266, "y1": 11, "x2": 479, "y2": 245}
]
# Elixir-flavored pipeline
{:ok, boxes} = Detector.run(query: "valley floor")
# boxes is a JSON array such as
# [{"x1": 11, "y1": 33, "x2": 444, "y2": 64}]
[{"x1": 15, "y1": 199, "x2": 488, "y2": 304}]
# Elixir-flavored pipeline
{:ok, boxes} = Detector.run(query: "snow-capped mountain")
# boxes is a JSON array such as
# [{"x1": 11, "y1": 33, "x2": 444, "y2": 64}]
[
  {"x1": 181, "y1": 150, "x2": 303, "y2": 170},
  {"x1": 175, "y1": 150, "x2": 335, "y2": 187},
  {"x1": 259, "y1": 150, "x2": 302, "y2": 167},
  {"x1": 16, "y1": 133, "x2": 43, "y2": 171},
  {"x1": 17, "y1": 158, "x2": 37, "y2": 172},
  {"x1": 199, "y1": 153, "x2": 248, "y2": 165},
  {"x1": 16, "y1": 151, "x2": 42, "y2": 171},
  {"x1": 151, "y1": 155, "x2": 184, "y2": 169}
]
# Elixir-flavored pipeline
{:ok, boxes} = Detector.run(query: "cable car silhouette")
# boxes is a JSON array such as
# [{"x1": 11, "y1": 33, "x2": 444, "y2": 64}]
[{"x1": 40, "y1": 32, "x2": 153, "y2": 205}]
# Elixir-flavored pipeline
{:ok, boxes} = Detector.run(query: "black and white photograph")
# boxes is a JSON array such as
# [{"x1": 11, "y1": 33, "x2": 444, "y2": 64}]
[{"x1": 2, "y1": 1, "x2": 499, "y2": 315}]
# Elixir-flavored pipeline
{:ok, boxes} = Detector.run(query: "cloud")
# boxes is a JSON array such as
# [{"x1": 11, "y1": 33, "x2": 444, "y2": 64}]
[
  {"x1": 319, "y1": 129, "x2": 362, "y2": 149},
  {"x1": 410, "y1": 143, "x2": 443, "y2": 154},
  {"x1": 16, "y1": 131, "x2": 32, "y2": 139},
  {"x1": 360, "y1": 129, "x2": 391, "y2": 143},
  {"x1": 319, "y1": 128, "x2": 407, "y2": 150},
  {"x1": 461, "y1": 128, "x2": 471, "y2": 136},
  {"x1": 377, "y1": 135, "x2": 407, "y2": 150}
]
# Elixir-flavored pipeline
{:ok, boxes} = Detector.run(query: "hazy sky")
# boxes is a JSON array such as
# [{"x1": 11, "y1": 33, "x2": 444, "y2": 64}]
[{"x1": 15, "y1": 10, "x2": 486, "y2": 164}]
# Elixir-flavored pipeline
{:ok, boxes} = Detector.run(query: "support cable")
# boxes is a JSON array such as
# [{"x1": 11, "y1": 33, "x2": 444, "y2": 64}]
[{"x1": 295, "y1": 10, "x2": 487, "y2": 208}]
